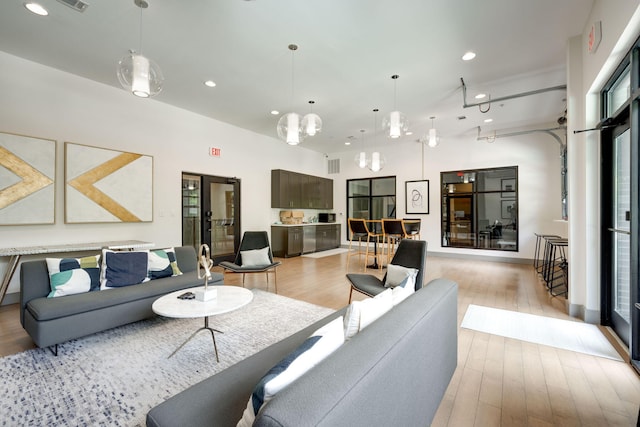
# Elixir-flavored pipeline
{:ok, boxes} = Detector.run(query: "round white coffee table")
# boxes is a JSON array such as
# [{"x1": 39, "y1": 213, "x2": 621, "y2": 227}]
[{"x1": 152, "y1": 285, "x2": 253, "y2": 361}]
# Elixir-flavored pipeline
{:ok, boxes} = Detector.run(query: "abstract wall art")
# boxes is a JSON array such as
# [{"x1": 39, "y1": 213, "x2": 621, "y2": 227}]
[
  {"x1": 0, "y1": 131, "x2": 56, "y2": 225},
  {"x1": 65, "y1": 142, "x2": 153, "y2": 223},
  {"x1": 405, "y1": 180, "x2": 429, "y2": 214}
]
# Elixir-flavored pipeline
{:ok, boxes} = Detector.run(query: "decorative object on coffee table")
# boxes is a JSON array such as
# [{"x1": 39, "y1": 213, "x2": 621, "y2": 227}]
[{"x1": 195, "y1": 244, "x2": 217, "y2": 302}]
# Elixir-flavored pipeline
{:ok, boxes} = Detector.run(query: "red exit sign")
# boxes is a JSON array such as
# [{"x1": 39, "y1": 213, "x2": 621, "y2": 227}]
[{"x1": 209, "y1": 147, "x2": 221, "y2": 157}]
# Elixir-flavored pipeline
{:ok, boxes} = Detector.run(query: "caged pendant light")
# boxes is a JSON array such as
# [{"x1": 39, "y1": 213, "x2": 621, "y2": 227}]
[
  {"x1": 382, "y1": 75, "x2": 409, "y2": 139},
  {"x1": 117, "y1": 0, "x2": 163, "y2": 98},
  {"x1": 276, "y1": 44, "x2": 305, "y2": 145}
]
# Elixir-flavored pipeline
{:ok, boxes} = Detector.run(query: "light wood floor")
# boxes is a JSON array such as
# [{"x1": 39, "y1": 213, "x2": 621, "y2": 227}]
[{"x1": 1, "y1": 250, "x2": 639, "y2": 426}]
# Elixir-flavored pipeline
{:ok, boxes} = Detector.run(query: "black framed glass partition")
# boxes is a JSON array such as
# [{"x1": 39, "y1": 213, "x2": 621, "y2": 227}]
[
  {"x1": 440, "y1": 167, "x2": 518, "y2": 251},
  {"x1": 347, "y1": 176, "x2": 396, "y2": 236}
]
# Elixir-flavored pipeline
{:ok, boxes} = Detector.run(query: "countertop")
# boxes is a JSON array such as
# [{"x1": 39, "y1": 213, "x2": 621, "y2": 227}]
[{"x1": 271, "y1": 222, "x2": 340, "y2": 227}]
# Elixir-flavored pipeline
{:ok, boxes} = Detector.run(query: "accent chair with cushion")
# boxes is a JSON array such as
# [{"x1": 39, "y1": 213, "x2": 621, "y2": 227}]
[
  {"x1": 219, "y1": 231, "x2": 281, "y2": 293},
  {"x1": 346, "y1": 239, "x2": 427, "y2": 302}
]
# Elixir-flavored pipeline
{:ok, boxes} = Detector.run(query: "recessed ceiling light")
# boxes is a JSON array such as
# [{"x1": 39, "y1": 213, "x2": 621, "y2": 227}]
[
  {"x1": 204, "y1": 80, "x2": 216, "y2": 88},
  {"x1": 462, "y1": 51, "x2": 476, "y2": 61},
  {"x1": 475, "y1": 93, "x2": 486, "y2": 99},
  {"x1": 24, "y1": 2, "x2": 48, "y2": 15},
  {"x1": 405, "y1": 131, "x2": 413, "y2": 136},
  {"x1": 270, "y1": 110, "x2": 279, "y2": 115},
  {"x1": 484, "y1": 118, "x2": 493, "y2": 123},
  {"x1": 344, "y1": 141, "x2": 351, "y2": 145}
]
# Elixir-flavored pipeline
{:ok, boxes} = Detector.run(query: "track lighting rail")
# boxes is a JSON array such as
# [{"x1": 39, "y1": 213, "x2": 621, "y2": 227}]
[{"x1": 460, "y1": 77, "x2": 566, "y2": 110}]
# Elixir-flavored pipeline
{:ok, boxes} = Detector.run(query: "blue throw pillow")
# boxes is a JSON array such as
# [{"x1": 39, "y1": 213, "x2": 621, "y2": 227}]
[{"x1": 101, "y1": 250, "x2": 149, "y2": 289}]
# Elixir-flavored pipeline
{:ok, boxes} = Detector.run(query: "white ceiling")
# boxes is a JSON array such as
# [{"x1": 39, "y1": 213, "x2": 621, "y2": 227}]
[{"x1": 0, "y1": 0, "x2": 592, "y2": 153}]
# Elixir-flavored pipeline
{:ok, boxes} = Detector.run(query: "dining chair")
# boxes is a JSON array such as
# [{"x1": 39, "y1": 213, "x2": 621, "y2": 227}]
[
  {"x1": 382, "y1": 218, "x2": 408, "y2": 266},
  {"x1": 347, "y1": 218, "x2": 382, "y2": 271},
  {"x1": 402, "y1": 218, "x2": 421, "y2": 240}
]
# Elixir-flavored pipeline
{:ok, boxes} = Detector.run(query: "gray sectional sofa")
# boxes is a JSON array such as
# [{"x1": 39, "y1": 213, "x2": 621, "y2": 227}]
[
  {"x1": 146, "y1": 277, "x2": 458, "y2": 427},
  {"x1": 19, "y1": 246, "x2": 223, "y2": 352}
]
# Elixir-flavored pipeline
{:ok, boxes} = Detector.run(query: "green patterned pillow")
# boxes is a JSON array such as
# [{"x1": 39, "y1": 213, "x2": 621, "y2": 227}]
[
  {"x1": 46, "y1": 255, "x2": 101, "y2": 298},
  {"x1": 147, "y1": 247, "x2": 183, "y2": 279}
]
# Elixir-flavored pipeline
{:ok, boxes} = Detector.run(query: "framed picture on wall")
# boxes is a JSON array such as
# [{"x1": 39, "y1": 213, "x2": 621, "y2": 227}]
[
  {"x1": 501, "y1": 199, "x2": 516, "y2": 219},
  {"x1": 0, "y1": 131, "x2": 56, "y2": 225},
  {"x1": 65, "y1": 142, "x2": 153, "y2": 223},
  {"x1": 501, "y1": 178, "x2": 516, "y2": 198},
  {"x1": 405, "y1": 180, "x2": 429, "y2": 214}
]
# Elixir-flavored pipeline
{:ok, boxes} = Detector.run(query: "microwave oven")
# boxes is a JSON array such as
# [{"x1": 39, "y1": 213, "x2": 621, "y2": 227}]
[{"x1": 318, "y1": 213, "x2": 336, "y2": 223}]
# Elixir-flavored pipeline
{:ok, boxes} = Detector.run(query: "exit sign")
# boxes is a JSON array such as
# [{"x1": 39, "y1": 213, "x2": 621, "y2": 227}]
[{"x1": 209, "y1": 147, "x2": 221, "y2": 157}]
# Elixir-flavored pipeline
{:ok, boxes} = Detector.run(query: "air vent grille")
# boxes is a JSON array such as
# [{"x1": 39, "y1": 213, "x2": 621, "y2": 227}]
[
  {"x1": 56, "y1": 0, "x2": 89, "y2": 12},
  {"x1": 327, "y1": 159, "x2": 340, "y2": 174}
]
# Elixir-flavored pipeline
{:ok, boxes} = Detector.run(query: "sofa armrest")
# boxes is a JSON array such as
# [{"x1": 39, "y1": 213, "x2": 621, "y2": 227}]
[{"x1": 19, "y1": 260, "x2": 51, "y2": 326}]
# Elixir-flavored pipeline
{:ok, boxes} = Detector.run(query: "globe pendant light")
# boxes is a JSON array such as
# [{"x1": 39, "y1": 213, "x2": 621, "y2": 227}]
[
  {"x1": 354, "y1": 129, "x2": 367, "y2": 168},
  {"x1": 382, "y1": 75, "x2": 409, "y2": 138},
  {"x1": 117, "y1": 0, "x2": 163, "y2": 98},
  {"x1": 277, "y1": 44, "x2": 305, "y2": 145},
  {"x1": 302, "y1": 100, "x2": 322, "y2": 137},
  {"x1": 368, "y1": 108, "x2": 386, "y2": 172},
  {"x1": 427, "y1": 116, "x2": 440, "y2": 147}
]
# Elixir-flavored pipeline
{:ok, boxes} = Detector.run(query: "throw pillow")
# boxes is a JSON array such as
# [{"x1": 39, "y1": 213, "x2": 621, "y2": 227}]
[
  {"x1": 241, "y1": 247, "x2": 271, "y2": 267},
  {"x1": 391, "y1": 283, "x2": 415, "y2": 306},
  {"x1": 343, "y1": 289, "x2": 393, "y2": 340},
  {"x1": 46, "y1": 255, "x2": 101, "y2": 298},
  {"x1": 148, "y1": 247, "x2": 183, "y2": 279},
  {"x1": 100, "y1": 249, "x2": 150, "y2": 289},
  {"x1": 237, "y1": 316, "x2": 345, "y2": 426},
  {"x1": 384, "y1": 263, "x2": 419, "y2": 290}
]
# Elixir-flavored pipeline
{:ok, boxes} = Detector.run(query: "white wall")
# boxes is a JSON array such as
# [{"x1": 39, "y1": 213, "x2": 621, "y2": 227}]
[
  {"x1": 567, "y1": 0, "x2": 640, "y2": 321},
  {"x1": 0, "y1": 51, "x2": 327, "y2": 297},
  {"x1": 329, "y1": 127, "x2": 565, "y2": 261}
]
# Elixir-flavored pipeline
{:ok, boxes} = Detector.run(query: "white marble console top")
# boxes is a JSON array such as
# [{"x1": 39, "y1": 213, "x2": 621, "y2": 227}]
[{"x1": 0, "y1": 240, "x2": 154, "y2": 256}]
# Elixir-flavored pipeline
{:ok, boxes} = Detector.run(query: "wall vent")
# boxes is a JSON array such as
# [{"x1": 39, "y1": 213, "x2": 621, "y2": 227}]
[
  {"x1": 327, "y1": 158, "x2": 340, "y2": 174},
  {"x1": 56, "y1": 0, "x2": 89, "y2": 12}
]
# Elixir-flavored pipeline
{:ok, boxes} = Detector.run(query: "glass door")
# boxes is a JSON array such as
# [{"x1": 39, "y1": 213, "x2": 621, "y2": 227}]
[
  {"x1": 608, "y1": 128, "x2": 632, "y2": 344},
  {"x1": 182, "y1": 173, "x2": 241, "y2": 264}
]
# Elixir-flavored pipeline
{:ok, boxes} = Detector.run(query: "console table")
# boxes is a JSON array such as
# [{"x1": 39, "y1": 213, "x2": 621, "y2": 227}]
[{"x1": 0, "y1": 240, "x2": 154, "y2": 304}]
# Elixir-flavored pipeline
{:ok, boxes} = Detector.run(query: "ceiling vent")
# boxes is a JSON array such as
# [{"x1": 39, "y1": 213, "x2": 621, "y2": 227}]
[
  {"x1": 327, "y1": 158, "x2": 340, "y2": 174},
  {"x1": 56, "y1": 0, "x2": 89, "y2": 12}
]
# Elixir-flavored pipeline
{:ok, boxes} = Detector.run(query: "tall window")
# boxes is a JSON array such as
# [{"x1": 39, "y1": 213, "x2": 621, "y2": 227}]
[{"x1": 347, "y1": 176, "x2": 396, "y2": 236}]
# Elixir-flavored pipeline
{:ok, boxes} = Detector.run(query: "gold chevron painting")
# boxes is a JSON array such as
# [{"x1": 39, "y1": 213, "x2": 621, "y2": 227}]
[
  {"x1": 65, "y1": 142, "x2": 153, "y2": 223},
  {"x1": 0, "y1": 132, "x2": 56, "y2": 225}
]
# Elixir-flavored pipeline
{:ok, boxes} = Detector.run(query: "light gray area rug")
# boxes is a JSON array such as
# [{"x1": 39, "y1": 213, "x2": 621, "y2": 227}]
[
  {"x1": 0, "y1": 289, "x2": 332, "y2": 426},
  {"x1": 461, "y1": 304, "x2": 623, "y2": 361}
]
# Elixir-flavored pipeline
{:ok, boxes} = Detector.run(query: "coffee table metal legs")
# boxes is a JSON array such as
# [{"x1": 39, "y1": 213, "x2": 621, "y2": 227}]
[{"x1": 168, "y1": 316, "x2": 222, "y2": 362}]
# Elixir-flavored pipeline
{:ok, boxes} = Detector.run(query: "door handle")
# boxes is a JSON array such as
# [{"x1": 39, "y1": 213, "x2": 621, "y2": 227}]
[{"x1": 607, "y1": 227, "x2": 631, "y2": 235}]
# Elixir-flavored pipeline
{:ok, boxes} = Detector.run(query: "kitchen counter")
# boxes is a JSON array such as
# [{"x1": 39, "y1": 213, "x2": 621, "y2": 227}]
[{"x1": 272, "y1": 222, "x2": 339, "y2": 227}]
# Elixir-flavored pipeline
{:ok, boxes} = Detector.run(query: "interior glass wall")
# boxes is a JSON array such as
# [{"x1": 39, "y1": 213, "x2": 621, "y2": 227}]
[{"x1": 441, "y1": 167, "x2": 518, "y2": 251}]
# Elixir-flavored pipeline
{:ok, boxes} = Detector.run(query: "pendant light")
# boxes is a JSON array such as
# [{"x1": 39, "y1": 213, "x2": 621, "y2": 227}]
[
  {"x1": 302, "y1": 100, "x2": 322, "y2": 137},
  {"x1": 354, "y1": 129, "x2": 367, "y2": 168},
  {"x1": 276, "y1": 44, "x2": 305, "y2": 145},
  {"x1": 117, "y1": 0, "x2": 163, "y2": 98},
  {"x1": 382, "y1": 75, "x2": 409, "y2": 139},
  {"x1": 368, "y1": 109, "x2": 386, "y2": 172},
  {"x1": 427, "y1": 116, "x2": 440, "y2": 147}
]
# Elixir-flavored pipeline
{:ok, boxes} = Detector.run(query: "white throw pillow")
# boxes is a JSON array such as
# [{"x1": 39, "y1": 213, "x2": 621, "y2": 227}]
[
  {"x1": 343, "y1": 289, "x2": 393, "y2": 340},
  {"x1": 391, "y1": 284, "x2": 415, "y2": 305},
  {"x1": 384, "y1": 263, "x2": 419, "y2": 290},
  {"x1": 237, "y1": 316, "x2": 345, "y2": 426},
  {"x1": 46, "y1": 255, "x2": 101, "y2": 298},
  {"x1": 241, "y1": 247, "x2": 271, "y2": 267}
]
